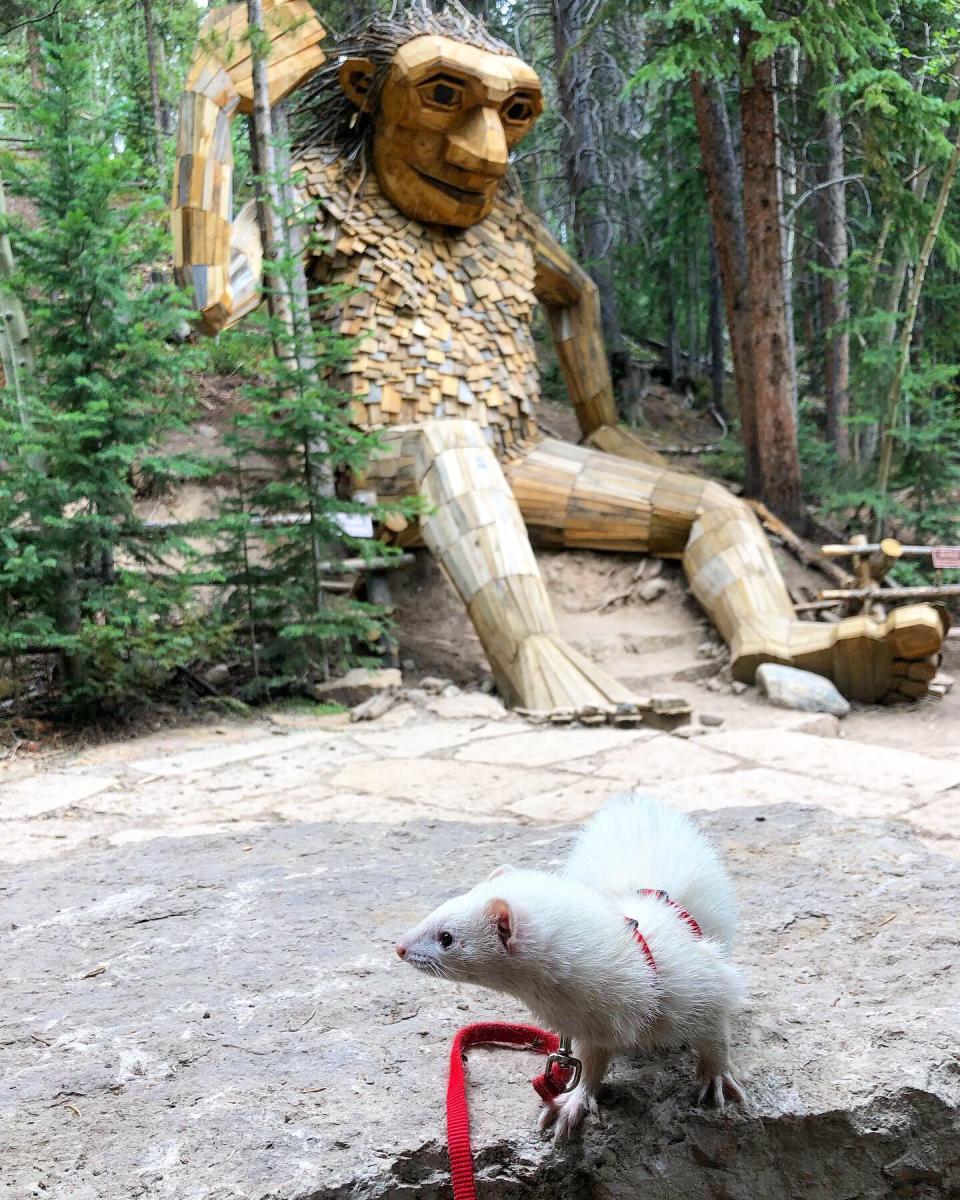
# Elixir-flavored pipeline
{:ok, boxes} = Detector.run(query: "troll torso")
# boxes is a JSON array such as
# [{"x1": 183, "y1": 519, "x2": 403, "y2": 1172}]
[{"x1": 301, "y1": 152, "x2": 541, "y2": 457}]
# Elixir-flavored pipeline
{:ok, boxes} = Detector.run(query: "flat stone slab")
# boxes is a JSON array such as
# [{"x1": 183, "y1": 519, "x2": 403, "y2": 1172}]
[{"x1": 3, "y1": 807, "x2": 960, "y2": 1199}]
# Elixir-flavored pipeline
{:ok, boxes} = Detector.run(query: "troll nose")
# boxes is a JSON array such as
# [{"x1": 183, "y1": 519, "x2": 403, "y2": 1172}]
[
  {"x1": 395, "y1": 942, "x2": 407, "y2": 959},
  {"x1": 445, "y1": 106, "x2": 508, "y2": 177}
]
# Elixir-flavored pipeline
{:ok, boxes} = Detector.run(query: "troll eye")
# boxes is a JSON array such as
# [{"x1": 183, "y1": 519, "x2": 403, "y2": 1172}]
[
  {"x1": 502, "y1": 94, "x2": 535, "y2": 124},
  {"x1": 419, "y1": 75, "x2": 464, "y2": 111},
  {"x1": 438, "y1": 931, "x2": 454, "y2": 949}
]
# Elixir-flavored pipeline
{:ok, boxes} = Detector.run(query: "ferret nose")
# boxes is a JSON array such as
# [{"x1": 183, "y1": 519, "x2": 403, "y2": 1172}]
[{"x1": 395, "y1": 942, "x2": 407, "y2": 959}]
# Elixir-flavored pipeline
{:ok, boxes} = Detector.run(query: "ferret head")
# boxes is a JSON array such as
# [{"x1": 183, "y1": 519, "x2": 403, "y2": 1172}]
[{"x1": 395, "y1": 864, "x2": 529, "y2": 989}]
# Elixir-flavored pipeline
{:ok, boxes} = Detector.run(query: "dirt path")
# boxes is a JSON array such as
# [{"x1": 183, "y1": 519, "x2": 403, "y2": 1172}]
[{"x1": 2, "y1": 682, "x2": 958, "y2": 868}]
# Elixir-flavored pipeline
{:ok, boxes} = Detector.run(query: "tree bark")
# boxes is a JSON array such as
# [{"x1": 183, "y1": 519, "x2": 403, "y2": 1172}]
[
  {"x1": 141, "y1": 0, "x2": 166, "y2": 174},
  {"x1": 707, "y1": 228, "x2": 726, "y2": 416},
  {"x1": 874, "y1": 125, "x2": 960, "y2": 523},
  {"x1": 777, "y1": 44, "x2": 799, "y2": 416},
  {"x1": 818, "y1": 86, "x2": 850, "y2": 460},
  {"x1": 246, "y1": 0, "x2": 294, "y2": 345},
  {"x1": 551, "y1": 0, "x2": 623, "y2": 360},
  {"x1": 739, "y1": 30, "x2": 803, "y2": 524},
  {"x1": 690, "y1": 72, "x2": 758, "y2": 489}
]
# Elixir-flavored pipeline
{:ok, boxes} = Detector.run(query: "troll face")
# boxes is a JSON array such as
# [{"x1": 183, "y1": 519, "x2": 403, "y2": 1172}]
[{"x1": 339, "y1": 34, "x2": 543, "y2": 227}]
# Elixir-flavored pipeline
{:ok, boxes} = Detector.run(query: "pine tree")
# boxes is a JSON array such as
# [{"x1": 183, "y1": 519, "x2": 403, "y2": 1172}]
[{"x1": 0, "y1": 7, "x2": 214, "y2": 706}]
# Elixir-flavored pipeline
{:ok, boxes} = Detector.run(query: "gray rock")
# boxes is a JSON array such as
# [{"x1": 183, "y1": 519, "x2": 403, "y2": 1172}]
[
  {"x1": 638, "y1": 577, "x2": 669, "y2": 603},
  {"x1": 731, "y1": 681, "x2": 749, "y2": 696},
  {"x1": 311, "y1": 667, "x2": 402, "y2": 707},
  {"x1": 419, "y1": 675, "x2": 454, "y2": 694},
  {"x1": 698, "y1": 712, "x2": 725, "y2": 727},
  {"x1": 756, "y1": 663, "x2": 851, "y2": 717},
  {"x1": 3, "y1": 808, "x2": 959, "y2": 1199}
]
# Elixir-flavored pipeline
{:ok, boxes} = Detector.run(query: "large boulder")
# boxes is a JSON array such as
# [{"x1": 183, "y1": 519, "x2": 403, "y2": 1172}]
[{"x1": 3, "y1": 806, "x2": 959, "y2": 1199}]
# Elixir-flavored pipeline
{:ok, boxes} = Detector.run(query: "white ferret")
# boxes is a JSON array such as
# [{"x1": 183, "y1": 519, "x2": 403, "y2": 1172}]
[{"x1": 396, "y1": 792, "x2": 745, "y2": 1138}]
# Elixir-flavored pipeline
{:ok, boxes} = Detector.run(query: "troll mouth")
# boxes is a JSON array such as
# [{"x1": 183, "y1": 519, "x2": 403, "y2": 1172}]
[{"x1": 412, "y1": 166, "x2": 489, "y2": 204}]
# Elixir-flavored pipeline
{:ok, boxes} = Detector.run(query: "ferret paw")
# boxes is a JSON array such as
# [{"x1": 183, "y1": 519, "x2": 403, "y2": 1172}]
[
  {"x1": 538, "y1": 1089, "x2": 598, "y2": 1139},
  {"x1": 696, "y1": 1071, "x2": 745, "y2": 1108}
]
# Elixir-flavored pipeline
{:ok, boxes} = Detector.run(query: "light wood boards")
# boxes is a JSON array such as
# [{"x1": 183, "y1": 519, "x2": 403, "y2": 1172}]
[
  {"x1": 172, "y1": 0, "x2": 325, "y2": 332},
  {"x1": 407, "y1": 420, "x2": 638, "y2": 710},
  {"x1": 306, "y1": 155, "x2": 541, "y2": 453},
  {"x1": 533, "y1": 223, "x2": 619, "y2": 439},
  {"x1": 369, "y1": 34, "x2": 543, "y2": 229}
]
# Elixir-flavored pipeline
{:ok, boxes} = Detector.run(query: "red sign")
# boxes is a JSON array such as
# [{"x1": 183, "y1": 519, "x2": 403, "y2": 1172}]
[{"x1": 932, "y1": 547, "x2": 960, "y2": 568}]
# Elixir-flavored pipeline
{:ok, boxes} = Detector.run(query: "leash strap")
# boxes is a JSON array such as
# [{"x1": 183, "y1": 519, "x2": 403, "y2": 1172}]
[
  {"x1": 445, "y1": 896, "x2": 701, "y2": 1198},
  {"x1": 447, "y1": 1022, "x2": 564, "y2": 1200}
]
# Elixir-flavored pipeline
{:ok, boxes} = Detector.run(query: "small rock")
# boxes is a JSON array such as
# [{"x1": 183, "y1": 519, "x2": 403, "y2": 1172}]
[
  {"x1": 441, "y1": 684, "x2": 461, "y2": 698},
  {"x1": 706, "y1": 678, "x2": 723, "y2": 693},
  {"x1": 731, "y1": 681, "x2": 749, "y2": 696},
  {"x1": 756, "y1": 664, "x2": 851, "y2": 717},
  {"x1": 402, "y1": 688, "x2": 428, "y2": 706},
  {"x1": 419, "y1": 675, "x2": 453, "y2": 695},
  {"x1": 696, "y1": 641, "x2": 718, "y2": 659},
  {"x1": 426, "y1": 692, "x2": 508, "y2": 721},
  {"x1": 698, "y1": 713, "x2": 725, "y2": 727},
  {"x1": 792, "y1": 714, "x2": 840, "y2": 738},
  {"x1": 477, "y1": 674, "x2": 496, "y2": 695},
  {"x1": 638, "y1": 578, "x2": 669, "y2": 603},
  {"x1": 203, "y1": 664, "x2": 231, "y2": 688},
  {"x1": 577, "y1": 704, "x2": 614, "y2": 726},
  {"x1": 933, "y1": 672, "x2": 955, "y2": 695},
  {"x1": 350, "y1": 689, "x2": 400, "y2": 723},
  {"x1": 672, "y1": 725, "x2": 707, "y2": 738},
  {"x1": 401, "y1": 659, "x2": 416, "y2": 673},
  {"x1": 311, "y1": 667, "x2": 402, "y2": 707},
  {"x1": 548, "y1": 707, "x2": 577, "y2": 725}
]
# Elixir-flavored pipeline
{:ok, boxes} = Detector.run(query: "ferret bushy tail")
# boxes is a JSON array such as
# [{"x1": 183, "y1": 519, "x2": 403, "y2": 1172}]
[{"x1": 562, "y1": 792, "x2": 737, "y2": 950}]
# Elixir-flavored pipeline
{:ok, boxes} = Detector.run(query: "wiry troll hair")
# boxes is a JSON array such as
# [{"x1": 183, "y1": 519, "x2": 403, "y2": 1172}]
[{"x1": 291, "y1": 0, "x2": 517, "y2": 169}]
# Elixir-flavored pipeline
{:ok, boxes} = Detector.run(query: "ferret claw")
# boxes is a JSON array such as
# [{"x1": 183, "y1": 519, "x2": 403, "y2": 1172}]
[
  {"x1": 538, "y1": 1090, "x2": 598, "y2": 1139},
  {"x1": 697, "y1": 1072, "x2": 745, "y2": 1108}
]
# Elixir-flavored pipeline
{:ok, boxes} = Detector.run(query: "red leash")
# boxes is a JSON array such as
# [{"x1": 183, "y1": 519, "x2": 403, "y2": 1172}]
[{"x1": 446, "y1": 1022, "x2": 570, "y2": 1200}]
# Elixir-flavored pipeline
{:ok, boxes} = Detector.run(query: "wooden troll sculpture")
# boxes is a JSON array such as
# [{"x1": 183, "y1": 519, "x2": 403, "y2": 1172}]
[{"x1": 172, "y1": 0, "x2": 945, "y2": 710}]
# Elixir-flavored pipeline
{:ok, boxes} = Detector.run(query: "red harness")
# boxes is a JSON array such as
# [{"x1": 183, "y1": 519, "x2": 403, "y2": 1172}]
[{"x1": 445, "y1": 889, "x2": 702, "y2": 1199}]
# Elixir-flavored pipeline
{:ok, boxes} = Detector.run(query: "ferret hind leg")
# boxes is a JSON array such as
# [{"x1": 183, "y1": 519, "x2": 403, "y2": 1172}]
[
  {"x1": 405, "y1": 421, "x2": 639, "y2": 712},
  {"x1": 538, "y1": 1041, "x2": 611, "y2": 1139},
  {"x1": 694, "y1": 1014, "x2": 745, "y2": 1109}
]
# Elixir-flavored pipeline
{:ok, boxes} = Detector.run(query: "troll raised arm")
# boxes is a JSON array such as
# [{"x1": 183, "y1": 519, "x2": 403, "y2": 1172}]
[{"x1": 172, "y1": 0, "x2": 945, "y2": 710}]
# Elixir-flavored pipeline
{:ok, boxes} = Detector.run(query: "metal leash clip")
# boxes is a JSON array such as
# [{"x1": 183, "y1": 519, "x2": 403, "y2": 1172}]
[{"x1": 543, "y1": 1034, "x2": 582, "y2": 1094}]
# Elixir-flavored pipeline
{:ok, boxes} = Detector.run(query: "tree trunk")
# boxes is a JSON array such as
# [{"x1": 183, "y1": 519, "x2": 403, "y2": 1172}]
[
  {"x1": 551, "y1": 0, "x2": 623, "y2": 359},
  {"x1": 690, "y1": 72, "x2": 758, "y2": 490},
  {"x1": 777, "y1": 44, "x2": 800, "y2": 416},
  {"x1": 247, "y1": 0, "x2": 294, "y2": 346},
  {"x1": 707, "y1": 228, "x2": 726, "y2": 416},
  {"x1": 818, "y1": 86, "x2": 850, "y2": 460},
  {"x1": 874, "y1": 126, "x2": 960, "y2": 526},
  {"x1": 141, "y1": 0, "x2": 165, "y2": 174},
  {"x1": 739, "y1": 30, "x2": 803, "y2": 524}
]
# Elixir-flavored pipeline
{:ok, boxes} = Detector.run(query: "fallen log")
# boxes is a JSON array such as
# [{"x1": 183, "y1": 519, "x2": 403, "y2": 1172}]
[
  {"x1": 745, "y1": 500, "x2": 853, "y2": 587},
  {"x1": 818, "y1": 585, "x2": 960, "y2": 603}
]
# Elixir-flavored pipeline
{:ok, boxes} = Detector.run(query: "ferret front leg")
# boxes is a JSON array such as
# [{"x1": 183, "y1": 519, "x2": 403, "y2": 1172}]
[
  {"x1": 538, "y1": 1041, "x2": 610, "y2": 1139},
  {"x1": 694, "y1": 1016, "x2": 745, "y2": 1108}
]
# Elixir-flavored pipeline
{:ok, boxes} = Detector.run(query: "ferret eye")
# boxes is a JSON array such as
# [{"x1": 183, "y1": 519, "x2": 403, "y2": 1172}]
[{"x1": 438, "y1": 931, "x2": 454, "y2": 949}]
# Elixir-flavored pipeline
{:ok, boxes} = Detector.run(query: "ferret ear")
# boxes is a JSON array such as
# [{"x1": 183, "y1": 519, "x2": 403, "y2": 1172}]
[
  {"x1": 487, "y1": 864, "x2": 514, "y2": 881},
  {"x1": 484, "y1": 898, "x2": 516, "y2": 952}
]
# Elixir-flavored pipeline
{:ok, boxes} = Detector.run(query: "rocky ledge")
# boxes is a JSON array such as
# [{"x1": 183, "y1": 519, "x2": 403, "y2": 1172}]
[{"x1": 3, "y1": 804, "x2": 959, "y2": 1199}]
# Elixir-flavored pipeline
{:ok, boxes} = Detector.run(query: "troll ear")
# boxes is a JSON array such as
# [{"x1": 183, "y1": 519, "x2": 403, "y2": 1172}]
[
  {"x1": 484, "y1": 898, "x2": 515, "y2": 952},
  {"x1": 487, "y1": 864, "x2": 514, "y2": 881},
  {"x1": 339, "y1": 59, "x2": 376, "y2": 112}
]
